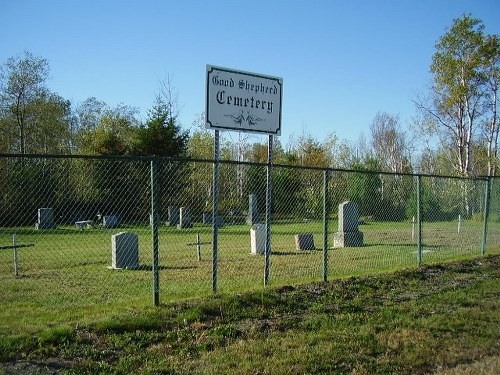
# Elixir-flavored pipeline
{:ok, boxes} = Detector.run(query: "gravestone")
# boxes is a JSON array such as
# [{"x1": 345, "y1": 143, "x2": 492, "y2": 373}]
[
  {"x1": 202, "y1": 212, "x2": 223, "y2": 227},
  {"x1": 250, "y1": 223, "x2": 266, "y2": 255},
  {"x1": 166, "y1": 206, "x2": 179, "y2": 226},
  {"x1": 333, "y1": 201, "x2": 364, "y2": 247},
  {"x1": 295, "y1": 233, "x2": 315, "y2": 250},
  {"x1": 246, "y1": 194, "x2": 259, "y2": 225},
  {"x1": 35, "y1": 208, "x2": 57, "y2": 229},
  {"x1": 202, "y1": 212, "x2": 211, "y2": 224},
  {"x1": 177, "y1": 207, "x2": 192, "y2": 229},
  {"x1": 110, "y1": 231, "x2": 139, "y2": 269},
  {"x1": 102, "y1": 215, "x2": 119, "y2": 228}
]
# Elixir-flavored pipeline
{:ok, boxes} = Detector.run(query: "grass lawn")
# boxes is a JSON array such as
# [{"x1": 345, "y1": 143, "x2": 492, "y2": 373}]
[
  {"x1": 0, "y1": 254, "x2": 498, "y2": 374},
  {"x1": 0, "y1": 219, "x2": 499, "y2": 337}
]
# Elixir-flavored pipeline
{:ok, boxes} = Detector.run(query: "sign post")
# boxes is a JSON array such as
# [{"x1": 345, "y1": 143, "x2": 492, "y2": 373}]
[{"x1": 206, "y1": 65, "x2": 282, "y2": 287}]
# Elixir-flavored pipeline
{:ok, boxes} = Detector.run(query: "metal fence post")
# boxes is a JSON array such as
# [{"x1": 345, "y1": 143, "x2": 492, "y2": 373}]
[
  {"x1": 13, "y1": 234, "x2": 19, "y2": 277},
  {"x1": 322, "y1": 170, "x2": 329, "y2": 282},
  {"x1": 212, "y1": 130, "x2": 220, "y2": 293},
  {"x1": 417, "y1": 175, "x2": 423, "y2": 266},
  {"x1": 150, "y1": 158, "x2": 160, "y2": 306},
  {"x1": 481, "y1": 177, "x2": 492, "y2": 255},
  {"x1": 264, "y1": 135, "x2": 273, "y2": 286}
]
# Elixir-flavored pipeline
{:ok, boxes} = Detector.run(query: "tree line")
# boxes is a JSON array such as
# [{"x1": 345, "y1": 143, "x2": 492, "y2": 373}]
[{"x1": 0, "y1": 15, "x2": 498, "y2": 225}]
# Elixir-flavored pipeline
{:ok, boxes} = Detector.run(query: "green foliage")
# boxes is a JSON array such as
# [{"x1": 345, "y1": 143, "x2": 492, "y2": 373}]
[
  {"x1": 422, "y1": 14, "x2": 500, "y2": 176},
  {"x1": 0, "y1": 51, "x2": 73, "y2": 154},
  {"x1": 347, "y1": 157, "x2": 383, "y2": 217},
  {"x1": 134, "y1": 96, "x2": 188, "y2": 157}
]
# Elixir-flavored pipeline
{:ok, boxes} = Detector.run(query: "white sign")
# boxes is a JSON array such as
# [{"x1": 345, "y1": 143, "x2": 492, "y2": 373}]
[{"x1": 206, "y1": 65, "x2": 282, "y2": 135}]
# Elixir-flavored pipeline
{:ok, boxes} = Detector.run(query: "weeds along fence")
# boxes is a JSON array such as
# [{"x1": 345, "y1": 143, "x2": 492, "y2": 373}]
[{"x1": 0, "y1": 154, "x2": 499, "y2": 312}]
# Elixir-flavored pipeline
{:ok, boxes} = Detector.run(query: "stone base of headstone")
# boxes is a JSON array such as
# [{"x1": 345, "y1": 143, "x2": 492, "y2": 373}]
[
  {"x1": 110, "y1": 231, "x2": 139, "y2": 269},
  {"x1": 35, "y1": 222, "x2": 57, "y2": 229},
  {"x1": 295, "y1": 233, "x2": 315, "y2": 250},
  {"x1": 333, "y1": 231, "x2": 364, "y2": 247}
]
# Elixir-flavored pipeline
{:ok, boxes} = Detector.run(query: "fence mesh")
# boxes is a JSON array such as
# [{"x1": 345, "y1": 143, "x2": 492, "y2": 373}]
[{"x1": 0, "y1": 154, "x2": 498, "y2": 332}]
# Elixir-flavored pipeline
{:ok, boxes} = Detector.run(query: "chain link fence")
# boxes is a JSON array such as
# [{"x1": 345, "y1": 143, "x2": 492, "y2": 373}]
[{"x1": 0, "y1": 154, "x2": 498, "y2": 330}]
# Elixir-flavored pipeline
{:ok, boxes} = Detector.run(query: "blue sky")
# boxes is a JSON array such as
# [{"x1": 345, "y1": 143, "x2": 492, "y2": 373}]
[{"x1": 1, "y1": 0, "x2": 499, "y2": 145}]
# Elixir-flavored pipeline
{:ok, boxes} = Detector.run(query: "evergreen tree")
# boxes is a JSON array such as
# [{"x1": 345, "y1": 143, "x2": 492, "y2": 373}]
[{"x1": 134, "y1": 95, "x2": 188, "y2": 157}]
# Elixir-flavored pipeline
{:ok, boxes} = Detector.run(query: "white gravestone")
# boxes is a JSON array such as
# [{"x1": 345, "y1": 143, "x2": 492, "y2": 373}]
[
  {"x1": 250, "y1": 224, "x2": 266, "y2": 255},
  {"x1": 333, "y1": 201, "x2": 364, "y2": 247},
  {"x1": 177, "y1": 207, "x2": 192, "y2": 229},
  {"x1": 111, "y1": 232, "x2": 139, "y2": 269}
]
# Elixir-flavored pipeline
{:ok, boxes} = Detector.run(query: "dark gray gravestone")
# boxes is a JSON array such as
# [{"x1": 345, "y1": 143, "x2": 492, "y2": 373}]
[
  {"x1": 295, "y1": 233, "x2": 315, "y2": 250},
  {"x1": 110, "y1": 232, "x2": 139, "y2": 269},
  {"x1": 166, "y1": 206, "x2": 179, "y2": 226},
  {"x1": 102, "y1": 215, "x2": 119, "y2": 228},
  {"x1": 35, "y1": 208, "x2": 57, "y2": 229},
  {"x1": 177, "y1": 207, "x2": 193, "y2": 229},
  {"x1": 203, "y1": 212, "x2": 223, "y2": 227}
]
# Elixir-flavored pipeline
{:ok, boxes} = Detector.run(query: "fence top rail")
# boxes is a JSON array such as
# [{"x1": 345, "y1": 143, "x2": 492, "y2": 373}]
[{"x1": 0, "y1": 153, "x2": 493, "y2": 182}]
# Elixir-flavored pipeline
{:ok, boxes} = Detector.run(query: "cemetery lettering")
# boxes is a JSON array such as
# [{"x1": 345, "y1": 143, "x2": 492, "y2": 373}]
[
  {"x1": 206, "y1": 65, "x2": 282, "y2": 135},
  {"x1": 216, "y1": 91, "x2": 274, "y2": 114}
]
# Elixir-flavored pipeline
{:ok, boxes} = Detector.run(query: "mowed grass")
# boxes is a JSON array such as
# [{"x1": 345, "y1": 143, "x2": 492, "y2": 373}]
[
  {"x1": 0, "y1": 219, "x2": 499, "y2": 336},
  {"x1": 0, "y1": 254, "x2": 498, "y2": 374}
]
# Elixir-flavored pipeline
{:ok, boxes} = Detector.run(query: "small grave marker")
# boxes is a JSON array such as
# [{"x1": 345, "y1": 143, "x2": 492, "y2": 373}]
[
  {"x1": 187, "y1": 234, "x2": 211, "y2": 261},
  {"x1": 0, "y1": 235, "x2": 35, "y2": 276},
  {"x1": 295, "y1": 233, "x2": 315, "y2": 250}
]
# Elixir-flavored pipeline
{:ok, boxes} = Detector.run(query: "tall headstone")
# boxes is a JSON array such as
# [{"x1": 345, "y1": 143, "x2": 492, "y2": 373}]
[
  {"x1": 177, "y1": 207, "x2": 192, "y2": 229},
  {"x1": 166, "y1": 206, "x2": 179, "y2": 226},
  {"x1": 250, "y1": 223, "x2": 266, "y2": 255},
  {"x1": 35, "y1": 208, "x2": 57, "y2": 229},
  {"x1": 111, "y1": 232, "x2": 139, "y2": 269},
  {"x1": 246, "y1": 194, "x2": 259, "y2": 225},
  {"x1": 333, "y1": 201, "x2": 364, "y2": 247}
]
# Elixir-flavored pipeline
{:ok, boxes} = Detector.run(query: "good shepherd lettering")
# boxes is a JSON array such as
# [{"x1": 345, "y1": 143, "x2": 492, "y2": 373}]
[{"x1": 211, "y1": 75, "x2": 278, "y2": 114}]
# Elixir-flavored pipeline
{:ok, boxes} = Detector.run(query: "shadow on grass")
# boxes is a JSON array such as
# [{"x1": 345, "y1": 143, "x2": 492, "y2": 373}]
[
  {"x1": 363, "y1": 243, "x2": 445, "y2": 249},
  {"x1": 131, "y1": 264, "x2": 198, "y2": 271}
]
